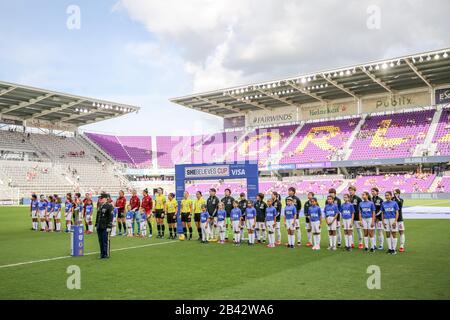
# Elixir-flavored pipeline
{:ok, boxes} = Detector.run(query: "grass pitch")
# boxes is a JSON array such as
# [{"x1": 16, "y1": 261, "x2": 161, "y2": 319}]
[{"x1": 0, "y1": 202, "x2": 449, "y2": 300}]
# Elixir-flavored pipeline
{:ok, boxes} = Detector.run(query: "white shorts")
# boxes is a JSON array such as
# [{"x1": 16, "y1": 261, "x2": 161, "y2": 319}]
[
  {"x1": 326, "y1": 217, "x2": 337, "y2": 231},
  {"x1": 256, "y1": 221, "x2": 266, "y2": 229},
  {"x1": 275, "y1": 221, "x2": 281, "y2": 229},
  {"x1": 342, "y1": 218, "x2": 353, "y2": 230},
  {"x1": 246, "y1": 218, "x2": 255, "y2": 230},
  {"x1": 285, "y1": 218, "x2": 295, "y2": 231},
  {"x1": 201, "y1": 221, "x2": 209, "y2": 230},
  {"x1": 31, "y1": 210, "x2": 38, "y2": 219},
  {"x1": 375, "y1": 220, "x2": 384, "y2": 230},
  {"x1": 304, "y1": 220, "x2": 311, "y2": 230},
  {"x1": 294, "y1": 218, "x2": 300, "y2": 229},
  {"x1": 78, "y1": 212, "x2": 84, "y2": 222},
  {"x1": 353, "y1": 220, "x2": 361, "y2": 229},
  {"x1": 85, "y1": 214, "x2": 93, "y2": 223},
  {"x1": 398, "y1": 221, "x2": 405, "y2": 231},
  {"x1": 216, "y1": 220, "x2": 225, "y2": 231},
  {"x1": 126, "y1": 220, "x2": 133, "y2": 229},
  {"x1": 54, "y1": 211, "x2": 61, "y2": 220},
  {"x1": 362, "y1": 217, "x2": 375, "y2": 230},
  {"x1": 65, "y1": 211, "x2": 72, "y2": 221},
  {"x1": 140, "y1": 221, "x2": 147, "y2": 230},
  {"x1": 384, "y1": 218, "x2": 398, "y2": 232},
  {"x1": 266, "y1": 221, "x2": 275, "y2": 233},
  {"x1": 336, "y1": 220, "x2": 341, "y2": 228},
  {"x1": 39, "y1": 210, "x2": 46, "y2": 219},
  {"x1": 112, "y1": 217, "x2": 117, "y2": 225},
  {"x1": 311, "y1": 220, "x2": 321, "y2": 233},
  {"x1": 232, "y1": 220, "x2": 241, "y2": 232}
]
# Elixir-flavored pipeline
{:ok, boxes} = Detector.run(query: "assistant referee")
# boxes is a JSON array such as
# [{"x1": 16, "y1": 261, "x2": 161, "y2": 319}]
[{"x1": 95, "y1": 193, "x2": 114, "y2": 259}]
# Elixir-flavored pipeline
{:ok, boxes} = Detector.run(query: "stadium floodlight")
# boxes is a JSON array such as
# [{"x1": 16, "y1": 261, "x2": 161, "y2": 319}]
[
  {"x1": 434, "y1": 54, "x2": 440, "y2": 60},
  {"x1": 382, "y1": 63, "x2": 388, "y2": 69},
  {"x1": 333, "y1": 72, "x2": 338, "y2": 77},
  {"x1": 307, "y1": 77, "x2": 311, "y2": 82},
  {"x1": 426, "y1": 55, "x2": 431, "y2": 61},
  {"x1": 345, "y1": 70, "x2": 351, "y2": 75},
  {"x1": 339, "y1": 71, "x2": 344, "y2": 76},
  {"x1": 375, "y1": 65, "x2": 380, "y2": 70},
  {"x1": 368, "y1": 65, "x2": 373, "y2": 71},
  {"x1": 444, "y1": 52, "x2": 449, "y2": 58},
  {"x1": 301, "y1": 78, "x2": 306, "y2": 84},
  {"x1": 389, "y1": 62, "x2": 394, "y2": 67},
  {"x1": 419, "y1": 56, "x2": 424, "y2": 62},
  {"x1": 396, "y1": 60, "x2": 401, "y2": 66}
]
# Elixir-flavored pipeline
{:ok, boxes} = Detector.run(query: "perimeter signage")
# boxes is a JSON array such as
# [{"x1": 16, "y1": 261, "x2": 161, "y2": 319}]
[
  {"x1": 247, "y1": 106, "x2": 297, "y2": 126},
  {"x1": 184, "y1": 165, "x2": 230, "y2": 178},
  {"x1": 435, "y1": 87, "x2": 450, "y2": 104},
  {"x1": 362, "y1": 92, "x2": 430, "y2": 113}
]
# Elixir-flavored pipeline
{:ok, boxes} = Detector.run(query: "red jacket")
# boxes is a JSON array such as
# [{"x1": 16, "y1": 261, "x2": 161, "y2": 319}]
[
  {"x1": 115, "y1": 196, "x2": 126, "y2": 213},
  {"x1": 129, "y1": 195, "x2": 141, "y2": 211},
  {"x1": 141, "y1": 195, "x2": 153, "y2": 214}
]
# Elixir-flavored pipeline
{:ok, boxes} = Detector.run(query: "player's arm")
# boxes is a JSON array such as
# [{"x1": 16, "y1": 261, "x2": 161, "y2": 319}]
[{"x1": 334, "y1": 206, "x2": 339, "y2": 223}]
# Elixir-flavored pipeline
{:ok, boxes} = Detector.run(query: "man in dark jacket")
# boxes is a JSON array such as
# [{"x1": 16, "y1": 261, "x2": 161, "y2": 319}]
[{"x1": 95, "y1": 193, "x2": 114, "y2": 259}]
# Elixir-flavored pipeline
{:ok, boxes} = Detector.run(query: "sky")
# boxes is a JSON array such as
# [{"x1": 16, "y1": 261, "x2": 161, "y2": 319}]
[{"x1": 0, "y1": 0, "x2": 449, "y2": 136}]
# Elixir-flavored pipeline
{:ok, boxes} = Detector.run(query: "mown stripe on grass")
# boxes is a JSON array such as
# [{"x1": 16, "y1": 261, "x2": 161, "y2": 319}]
[{"x1": 0, "y1": 241, "x2": 177, "y2": 269}]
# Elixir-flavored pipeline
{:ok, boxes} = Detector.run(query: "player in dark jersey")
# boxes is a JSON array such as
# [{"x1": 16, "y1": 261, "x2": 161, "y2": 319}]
[
  {"x1": 348, "y1": 186, "x2": 363, "y2": 249},
  {"x1": 206, "y1": 188, "x2": 219, "y2": 241},
  {"x1": 271, "y1": 191, "x2": 282, "y2": 245},
  {"x1": 371, "y1": 187, "x2": 384, "y2": 250},
  {"x1": 287, "y1": 187, "x2": 302, "y2": 246},
  {"x1": 238, "y1": 193, "x2": 247, "y2": 240},
  {"x1": 220, "y1": 188, "x2": 235, "y2": 241},
  {"x1": 254, "y1": 193, "x2": 268, "y2": 243},
  {"x1": 394, "y1": 189, "x2": 405, "y2": 252},
  {"x1": 304, "y1": 192, "x2": 314, "y2": 247}
]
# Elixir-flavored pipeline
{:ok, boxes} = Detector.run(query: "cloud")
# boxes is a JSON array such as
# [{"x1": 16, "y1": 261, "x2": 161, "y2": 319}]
[{"x1": 117, "y1": 0, "x2": 450, "y2": 93}]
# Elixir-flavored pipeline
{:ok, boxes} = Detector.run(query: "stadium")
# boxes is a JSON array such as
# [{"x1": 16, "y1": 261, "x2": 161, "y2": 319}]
[{"x1": 1, "y1": 1, "x2": 449, "y2": 304}]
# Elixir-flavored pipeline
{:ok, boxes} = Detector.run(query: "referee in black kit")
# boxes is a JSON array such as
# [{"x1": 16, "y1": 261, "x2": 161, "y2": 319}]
[{"x1": 95, "y1": 193, "x2": 114, "y2": 259}]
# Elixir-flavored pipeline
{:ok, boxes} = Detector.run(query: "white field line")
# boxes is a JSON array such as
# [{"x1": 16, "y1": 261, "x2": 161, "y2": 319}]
[{"x1": 0, "y1": 241, "x2": 177, "y2": 269}]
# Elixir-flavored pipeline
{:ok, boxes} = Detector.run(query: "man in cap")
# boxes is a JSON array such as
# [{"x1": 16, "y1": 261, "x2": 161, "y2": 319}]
[{"x1": 95, "y1": 193, "x2": 114, "y2": 259}]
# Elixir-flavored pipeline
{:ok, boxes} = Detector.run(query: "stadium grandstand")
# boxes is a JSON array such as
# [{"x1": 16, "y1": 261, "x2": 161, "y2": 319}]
[{"x1": 1, "y1": 48, "x2": 450, "y2": 203}]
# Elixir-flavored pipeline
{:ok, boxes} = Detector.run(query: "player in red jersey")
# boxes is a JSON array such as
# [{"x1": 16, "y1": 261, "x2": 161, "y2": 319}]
[
  {"x1": 115, "y1": 190, "x2": 127, "y2": 236},
  {"x1": 129, "y1": 189, "x2": 141, "y2": 235},
  {"x1": 141, "y1": 188, "x2": 153, "y2": 238},
  {"x1": 83, "y1": 193, "x2": 91, "y2": 231}
]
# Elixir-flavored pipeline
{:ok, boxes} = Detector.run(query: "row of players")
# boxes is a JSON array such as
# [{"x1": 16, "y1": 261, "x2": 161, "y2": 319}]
[{"x1": 29, "y1": 186, "x2": 405, "y2": 254}]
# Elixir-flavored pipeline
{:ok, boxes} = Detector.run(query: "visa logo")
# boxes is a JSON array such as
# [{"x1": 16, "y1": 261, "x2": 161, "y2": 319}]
[{"x1": 231, "y1": 169, "x2": 246, "y2": 175}]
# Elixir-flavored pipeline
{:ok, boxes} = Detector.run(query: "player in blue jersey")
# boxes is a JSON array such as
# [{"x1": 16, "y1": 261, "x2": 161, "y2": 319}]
[
  {"x1": 64, "y1": 193, "x2": 73, "y2": 233},
  {"x1": 382, "y1": 191, "x2": 400, "y2": 255},
  {"x1": 324, "y1": 195, "x2": 340, "y2": 251},
  {"x1": 341, "y1": 194, "x2": 355, "y2": 251},
  {"x1": 265, "y1": 199, "x2": 277, "y2": 248},
  {"x1": 394, "y1": 189, "x2": 406, "y2": 253},
  {"x1": 53, "y1": 195, "x2": 62, "y2": 232},
  {"x1": 84, "y1": 200, "x2": 94, "y2": 234},
  {"x1": 38, "y1": 194, "x2": 48, "y2": 232},
  {"x1": 216, "y1": 203, "x2": 227, "y2": 244},
  {"x1": 111, "y1": 207, "x2": 119, "y2": 237},
  {"x1": 30, "y1": 194, "x2": 39, "y2": 231},
  {"x1": 284, "y1": 197, "x2": 297, "y2": 249},
  {"x1": 46, "y1": 195, "x2": 54, "y2": 232},
  {"x1": 308, "y1": 198, "x2": 322, "y2": 250},
  {"x1": 125, "y1": 205, "x2": 134, "y2": 237},
  {"x1": 140, "y1": 210, "x2": 147, "y2": 238},
  {"x1": 359, "y1": 191, "x2": 376, "y2": 252},
  {"x1": 230, "y1": 200, "x2": 242, "y2": 245},
  {"x1": 200, "y1": 204, "x2": 210, "y2": 243},
  {"x1": 245, "y1": 201, "x2": 257, "y2": 245}
]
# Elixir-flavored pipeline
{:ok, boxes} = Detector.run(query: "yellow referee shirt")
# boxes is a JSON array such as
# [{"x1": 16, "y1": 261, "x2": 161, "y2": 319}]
[
  {"x1": 166, "y1": 198, "x2": 178, "y2": 213},
  {"x1": 193, "y1": 198, "x2": 206, "y2": 213},
  {"x1": 155, "y1": 194, "x2": 166, "y2": 210},
  {"x1": 181, "y1": 199, "x2": 192, "y2": 213}
]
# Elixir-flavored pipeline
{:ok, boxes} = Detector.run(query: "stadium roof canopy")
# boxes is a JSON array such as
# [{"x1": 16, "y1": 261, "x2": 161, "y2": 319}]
[
  {"x1": 171, "y1": 48, "x2": 450, "y2": 118},
  {"x1": 0, "y1": 80, "x2": 139, "y2": 128}
]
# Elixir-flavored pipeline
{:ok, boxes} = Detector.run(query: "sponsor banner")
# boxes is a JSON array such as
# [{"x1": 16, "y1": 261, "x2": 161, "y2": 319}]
[
  {"x1": 184, "y1": 165, "x2": 230, "y2": 178},
  {"x1": 224, "y1": 116, "x2": 245, "y2": 129},
  {"x1": 435, "y1": 87, "x2": 450, "y2": 104},
  {"x1": 25, "y1": 119, "x2": 76, "y2": 131},
  {"x1": 362, "y1": 91, "x2": 430, "y2": 113},
  {"x1": 301, "y1": 101, "x2": 357, "y2": 121},
  {"x1": 263, "y1": 164, "x2": 296, "y2": 171},
  {"x1": 247, "y1": 106, "x2": 297, "y2": 126},
  {"x1": 0, "y1": 117, "x2": 23, "y2": 126},
  {"x1": 296, "y1": 162, "x2": 332, "y2": 169}
]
